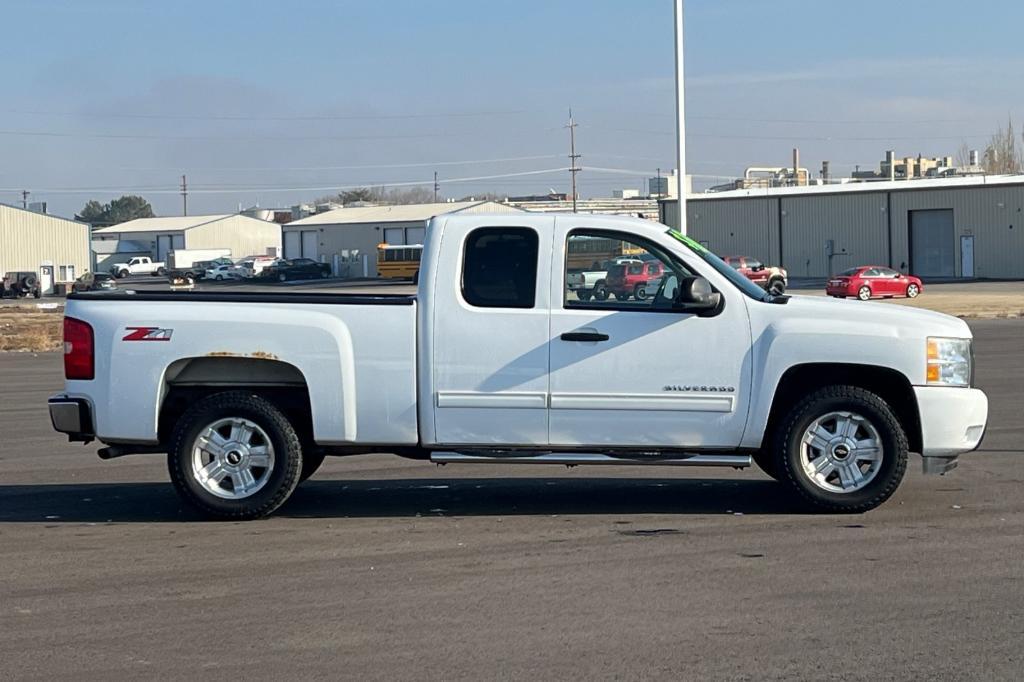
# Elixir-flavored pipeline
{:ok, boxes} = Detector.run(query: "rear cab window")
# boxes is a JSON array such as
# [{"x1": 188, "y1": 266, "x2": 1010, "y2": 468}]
[{"x1": 462, "y1": 227, "x2": 539, "y2": 309}]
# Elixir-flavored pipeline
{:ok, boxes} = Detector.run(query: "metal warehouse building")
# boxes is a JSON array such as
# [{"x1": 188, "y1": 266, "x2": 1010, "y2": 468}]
[
  {"x1": 660, "y1": 176, "x2": 1024, "y2": 279},
  {"x1": 91, "y1": 214, "x2": 282, "y2": 265},
  {"x1": 1, "y1": 203, "x2": 91, "y2": 294},
  {"x1": 283, "y1": 200, "x2": 524, "y2": 277}
]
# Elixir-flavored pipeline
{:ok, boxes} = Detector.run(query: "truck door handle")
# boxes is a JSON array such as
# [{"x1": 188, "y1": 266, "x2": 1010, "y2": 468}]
[{"x1": 560, "y1": 331, "x2": 609, "y2": 342}]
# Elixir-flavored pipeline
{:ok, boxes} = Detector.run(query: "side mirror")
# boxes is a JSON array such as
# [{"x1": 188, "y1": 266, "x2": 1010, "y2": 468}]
[{"x1": 673, "y1": 276, "x2": 722, "y2": 315}]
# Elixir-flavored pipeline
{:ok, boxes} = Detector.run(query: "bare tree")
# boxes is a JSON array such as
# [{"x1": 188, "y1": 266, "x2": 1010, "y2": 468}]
[
  {"x1": 955, "y1": 142, "x2": 973, "y2": 168},
  {"x1": 982, "y1": 117, "x2": 1023, "y2": 174}
]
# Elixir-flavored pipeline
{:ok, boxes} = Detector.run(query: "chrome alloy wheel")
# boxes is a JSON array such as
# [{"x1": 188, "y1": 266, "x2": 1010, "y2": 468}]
[
  {"x1": 190, "y1": 417, "x2": 275, "y2": 500},
  {"x1": 799, "y1": 411, "x2": 883, "y2": 493}
]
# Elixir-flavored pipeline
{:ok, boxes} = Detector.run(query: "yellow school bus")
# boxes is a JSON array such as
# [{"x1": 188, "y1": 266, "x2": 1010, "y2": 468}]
[{"x1": 377, "y1": 243, "x2": 423, "y2": 279}]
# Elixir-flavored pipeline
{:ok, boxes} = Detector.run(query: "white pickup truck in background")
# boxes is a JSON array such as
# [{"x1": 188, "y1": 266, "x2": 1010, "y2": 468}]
[
  {"x1": 50, "y1": 214, "x2": 988, "y2": 519},
  {"x1": 109, "y1": 256, "x2": 166, "y2": 278}
]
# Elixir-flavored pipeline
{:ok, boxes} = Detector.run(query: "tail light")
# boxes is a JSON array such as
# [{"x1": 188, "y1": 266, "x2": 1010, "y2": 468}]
[{"x1": 64, "y1": 317, "x2": 94, "y2": 380}]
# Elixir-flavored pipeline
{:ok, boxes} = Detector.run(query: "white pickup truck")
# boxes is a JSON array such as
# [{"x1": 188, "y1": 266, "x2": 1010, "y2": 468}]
[
  {"x1": 50, "y1": 214, "x2": 988, "y2": 519},
  {"x1": 109, "y1": 256, "x2": 167, "y2": 278}
]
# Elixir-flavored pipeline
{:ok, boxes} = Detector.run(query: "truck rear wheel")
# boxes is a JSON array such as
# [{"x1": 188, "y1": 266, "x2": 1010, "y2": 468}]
[
  {"x1": 167, "y1": 391, "x2": 303, "y2": 519},
  {"x1": 772, "y1": 385, "x2": 907, "y2": 513}
]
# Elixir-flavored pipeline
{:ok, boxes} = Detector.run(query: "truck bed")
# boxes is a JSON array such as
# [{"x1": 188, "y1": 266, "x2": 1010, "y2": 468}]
[{"x1": 61, "y1": 291, "x2": 419, "y2": 447}]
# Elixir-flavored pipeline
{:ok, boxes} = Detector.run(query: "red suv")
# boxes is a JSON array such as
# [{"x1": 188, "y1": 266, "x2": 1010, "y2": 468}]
[
  {"x1": 605, "y1": 260, "x2": 665, "y2": 301},
  {"x1": 826, "y1": 266, "x2": 923, "y2": 300}
]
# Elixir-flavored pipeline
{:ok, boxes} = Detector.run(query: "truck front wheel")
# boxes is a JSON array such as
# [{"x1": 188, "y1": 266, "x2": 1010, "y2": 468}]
[
  {"x1": 772, "y1": 385, "x2": 907, "y2": 512},
  {"x1": 167, "y1": 391, "x2": 303, "y2": 519}
]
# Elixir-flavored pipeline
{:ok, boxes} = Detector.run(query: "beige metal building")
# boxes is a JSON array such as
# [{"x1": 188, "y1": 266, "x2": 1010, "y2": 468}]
[
  {"x1": 92, "y1": 214, "x2": 282, "y2": 264},
  {"x1": 660, "y1": 175, "x2": 1024, "y2": 279},
  {"x1": 1, "y1": 203, "x2": 91, "y2": 294},
  {"x1": 283, "y1": 201, "x2": 525, "y2": 277}
]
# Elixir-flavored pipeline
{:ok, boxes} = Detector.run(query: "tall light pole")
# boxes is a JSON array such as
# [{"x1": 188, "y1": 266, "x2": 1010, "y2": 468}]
[{"x1": 673, "y1": 0, "x2": 687, "y2": 233}]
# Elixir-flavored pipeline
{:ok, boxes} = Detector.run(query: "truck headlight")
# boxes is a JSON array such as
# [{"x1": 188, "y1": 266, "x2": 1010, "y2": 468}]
[{"x1": 926, "y1": 337, "x2": 972, "y2": 387}]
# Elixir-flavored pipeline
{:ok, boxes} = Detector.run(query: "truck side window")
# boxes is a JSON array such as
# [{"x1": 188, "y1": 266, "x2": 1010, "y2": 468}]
[
  {"x1": 565, "y1": 230, "x2": 691, "y2": 311},
  {"x1": 462, "y1": 227, "x2": 538, "y2": 309}
]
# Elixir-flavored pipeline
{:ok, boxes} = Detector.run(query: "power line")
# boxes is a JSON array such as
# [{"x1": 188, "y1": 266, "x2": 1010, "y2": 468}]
[
  {"x1": 0, "y1": 108, "x2": 530, "y2": 122},
  {"x1": 0, "y1": 129, "x2": 499, "y2": 142},
  {"x1": 0, "y1": 167, "x2": 571, "y2": 195}
]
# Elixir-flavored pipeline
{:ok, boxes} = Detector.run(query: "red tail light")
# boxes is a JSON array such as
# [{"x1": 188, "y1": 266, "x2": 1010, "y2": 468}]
[{"x1": 64, "y1": 317, "x2": 94, "y2": 380}]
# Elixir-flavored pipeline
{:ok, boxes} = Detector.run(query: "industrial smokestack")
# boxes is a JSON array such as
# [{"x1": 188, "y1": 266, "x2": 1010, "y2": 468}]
[
  {"x1": 969, "y1": 149, "x2": 979, "y2": 166},
  {"x1": 821, "y1": 160, "x2": 831, "y2": 183},
  {"x1": 886, "y1": 150, "x2": 896, "y2": 181},
  {"x1": 792, "y1": 148, "x2": 800, "y2": 186}
]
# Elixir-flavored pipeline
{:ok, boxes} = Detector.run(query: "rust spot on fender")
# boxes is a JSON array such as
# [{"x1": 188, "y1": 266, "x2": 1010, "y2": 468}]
[
  {"x1": 250, "y1": 351, "x2": 279, "y2": 361},
  {"x1": 205, "y1": 351, "x2": 239, "y2": 357}
]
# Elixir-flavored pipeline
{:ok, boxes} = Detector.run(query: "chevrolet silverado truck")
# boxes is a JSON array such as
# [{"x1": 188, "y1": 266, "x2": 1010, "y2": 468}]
[{"x1": 49, "y1": 214, "x2": 988, "y2": 519}]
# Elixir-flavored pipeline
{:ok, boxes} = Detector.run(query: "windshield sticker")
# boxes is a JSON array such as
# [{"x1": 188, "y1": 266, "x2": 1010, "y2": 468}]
[{"x1": 665, "y1": 228, "x2": 708, "y2": 253}]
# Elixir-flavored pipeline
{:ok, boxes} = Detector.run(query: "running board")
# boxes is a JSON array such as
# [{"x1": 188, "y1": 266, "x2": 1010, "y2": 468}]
[{"x1": 429, "y1": 452, "x2": 751, "y2": 468}]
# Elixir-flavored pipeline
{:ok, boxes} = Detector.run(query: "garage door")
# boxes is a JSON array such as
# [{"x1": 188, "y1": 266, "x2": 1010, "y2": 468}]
[
  {"x1": 284, "y1": 231, "x2": 301, "y2": 259},
  {"x1": 406, "y1": 226, "x2": 426, "y2": 245},
  {"x1": 301, "y1": 230, "x2": 318, "y2": 259},
  {"x1": 910, "y1": 209, "x2": 954, "y2": 277}
]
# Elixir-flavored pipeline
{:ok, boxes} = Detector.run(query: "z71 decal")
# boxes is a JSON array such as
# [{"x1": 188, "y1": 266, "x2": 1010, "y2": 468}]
[{"x1": 123, "y1": 327, "x2": 173, "y2": 341}]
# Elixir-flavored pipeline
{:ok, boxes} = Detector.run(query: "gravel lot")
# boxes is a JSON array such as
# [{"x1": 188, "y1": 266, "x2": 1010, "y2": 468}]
[{"x1": 0, "y1": 320, "x2": 1021, "y2": 679}]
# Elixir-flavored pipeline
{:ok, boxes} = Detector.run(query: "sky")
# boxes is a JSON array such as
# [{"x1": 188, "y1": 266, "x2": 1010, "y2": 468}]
[{"x1": 2, "y1": 0, "x2": 1024, "y2": 218}]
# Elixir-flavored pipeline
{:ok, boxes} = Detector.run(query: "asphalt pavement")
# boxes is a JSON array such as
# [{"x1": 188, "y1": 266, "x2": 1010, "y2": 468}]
[{"x1": 1, "y1": 320, "x2": 1022, "y2": 680}]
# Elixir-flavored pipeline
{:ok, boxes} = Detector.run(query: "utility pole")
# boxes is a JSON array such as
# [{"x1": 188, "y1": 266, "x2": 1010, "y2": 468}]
[
  {"x1": 673, "y1": 0, "x2": 687, "y2": 233},
  {"x1": 180, "y1": 174, "x2": 188, "y2": 216},
  {"x1": 433, "y1": 171, "x2": 439, "y2": 202},
  {"x1": 566, "y1": 108, "x2": 581, "y2": 212},
  {"x1": 21, "y1": 190, "x2": 30, "y2": 209}
]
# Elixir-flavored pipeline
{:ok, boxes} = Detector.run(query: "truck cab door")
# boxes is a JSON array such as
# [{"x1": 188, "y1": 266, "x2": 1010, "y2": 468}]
[
  {"x1": 427, "y1": 216, "x2": 554, "y2": 446},
  {"x1": 547, "y1": 219, "x2": 752, "y2": 449}
]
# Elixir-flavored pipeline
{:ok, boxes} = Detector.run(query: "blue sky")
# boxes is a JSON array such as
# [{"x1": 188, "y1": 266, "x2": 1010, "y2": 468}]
[{"x1": 2, "y1": 0, "x2": 1023, "y2": 217}]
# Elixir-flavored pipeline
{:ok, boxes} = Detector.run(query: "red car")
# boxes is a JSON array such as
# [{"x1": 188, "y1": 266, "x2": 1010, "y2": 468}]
[
  {"x1": 605, "y1": 260, "x2": 665, "y2": 300},
  {"x1": 723, "y1": 255, "x2": 788, "y2": 294},
  {"x1": 826, "y1": 266, "x2": 923, "y2": 301}
]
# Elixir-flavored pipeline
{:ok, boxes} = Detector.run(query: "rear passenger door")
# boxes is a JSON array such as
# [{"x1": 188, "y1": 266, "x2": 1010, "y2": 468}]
[{"x1": 430, "y1": 218, "x2": 554, "y2": 446}]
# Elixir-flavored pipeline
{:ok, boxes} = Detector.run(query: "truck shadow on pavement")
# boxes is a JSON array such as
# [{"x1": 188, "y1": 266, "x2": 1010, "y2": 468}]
[{"x1": 0, "y1": 477, "x2": 806, "y2": 523}]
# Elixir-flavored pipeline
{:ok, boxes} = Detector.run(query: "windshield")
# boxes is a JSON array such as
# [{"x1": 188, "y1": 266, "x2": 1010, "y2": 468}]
[{"x1": 664, "y1": 229, "x2": 771, "y2": 301}]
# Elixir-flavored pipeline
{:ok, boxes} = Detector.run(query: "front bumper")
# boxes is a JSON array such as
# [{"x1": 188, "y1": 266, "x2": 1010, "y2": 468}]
[
  {"x1": 48, "y1": 395, "x2": 95, "y2": 443},
  {"x1": 914, "y1": 386, "x2": 988, "y2": 465}
]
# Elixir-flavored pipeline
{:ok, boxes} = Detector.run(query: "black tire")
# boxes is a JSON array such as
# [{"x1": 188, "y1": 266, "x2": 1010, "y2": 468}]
[
  {"x1": 21, "y1": 274, "x2": 37, "y2": 289},
  {"x1": 320, "y1": 270, "x2": 329, "y2": 279},
  {"x1": 156, "y1": 267, "x2": 167, "y2": 276},
  {"x1": 857, "y1": 285, "x2": 871, "y2": 301},
  {"x1": 633, "y1": 284, "x2": 648, "y2": 301},
  {"x1": 772, "y1": 385, "x2": 908, "y2": 513},
  {"x1": 215, "y1": 275, "x2": 223, "y2": 281},
  {"x1": 167, "y1": 391, "x2": 303, "y2": 520},
  {"x1": 906, "y1": 283, "x2": 920, "y2": 298},
  {"x1": 278, "y1": 273, "x2": 287, "y2": 282},
  {"x1": 299, "y1": 450, "x2": 327, "y2": 483},
  {"x1": 578, "y1": 289, "x2": 592, "y2": 302},
  {"x1": 768, "y1": 277, "x2": 786, "y2": 295},
  {"x1": 32, "y1": 289, "x2": 41, "y2": 299},
  {"x1": 593, "y1": 281, "x2": 608, "y2": 301},
  {"x1": 117, "y1": 269, "x2": 128, "y2": 279}
]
